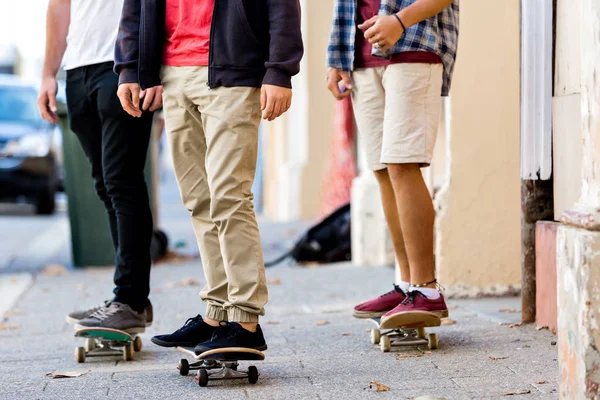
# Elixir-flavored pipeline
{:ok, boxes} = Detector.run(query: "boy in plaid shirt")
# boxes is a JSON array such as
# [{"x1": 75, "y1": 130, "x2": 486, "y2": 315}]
[{"x1": 327, "y1": 0, "x2": 459, "y2": 327}]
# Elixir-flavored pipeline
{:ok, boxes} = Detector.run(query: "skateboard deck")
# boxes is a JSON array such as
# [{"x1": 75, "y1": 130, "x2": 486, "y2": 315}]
[
  {"x1": 176, "y1": 347, "x2": 264, "y2": 387},
  {"x1": 368, "y1": 313, "x2": 440, "y2": 353},
  {"x1": 379, "y1": 311, "x2": 441, "y2": 329},
  {"x1": 74, "y1": 328, "x2": 142, "y2": 363}
]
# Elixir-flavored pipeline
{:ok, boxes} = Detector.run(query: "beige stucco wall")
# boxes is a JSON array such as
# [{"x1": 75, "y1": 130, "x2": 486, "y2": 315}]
[
  {"x1": 263, "y1": 0, "x2": 335, "y2": 220},
  {"x1": 435, "y1": 0, "x2": 522, "y2": 293}
]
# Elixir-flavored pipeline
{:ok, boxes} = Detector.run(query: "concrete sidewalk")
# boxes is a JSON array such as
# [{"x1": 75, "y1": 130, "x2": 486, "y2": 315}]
[{"x1": 0, "y1": 255, "x2": 558, "y2": 400}]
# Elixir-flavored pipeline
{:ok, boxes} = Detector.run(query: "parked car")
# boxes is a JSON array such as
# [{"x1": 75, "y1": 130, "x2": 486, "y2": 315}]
[{"x1": 0, "y1": 74, "x2": 63, "y2": 214}]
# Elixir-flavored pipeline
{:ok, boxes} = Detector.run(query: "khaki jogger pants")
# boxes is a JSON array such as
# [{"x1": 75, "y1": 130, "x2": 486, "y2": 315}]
[{"x1": 161, "y1": 66, "x2": 268, "y2": 323}]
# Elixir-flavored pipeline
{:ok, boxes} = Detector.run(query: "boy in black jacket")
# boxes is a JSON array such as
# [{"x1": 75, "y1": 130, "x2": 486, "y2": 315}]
[{"x1": 114, "y1": 0, "x2": 303, "y2": 353}]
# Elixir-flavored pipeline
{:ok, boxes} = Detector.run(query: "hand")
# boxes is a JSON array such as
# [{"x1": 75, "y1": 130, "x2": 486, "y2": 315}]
[
  {"x1": 326, "y1": 69, "x2": 353, "y2": 100},
  {"x1": 140, "y1": 85, "x2": 163, "y2": 112},
  {"x1": 37, "y1": 76, "x2": 59, "y2": 124},
  {"x1": 261, "y1": 84, "x2": 292, "y2": 121},
  {"x1": 117, "y1": 83, "x2": 142, "y2": 118},
  {"x1": 359, "y1": 15, "x2": 405, "y2": 53}
]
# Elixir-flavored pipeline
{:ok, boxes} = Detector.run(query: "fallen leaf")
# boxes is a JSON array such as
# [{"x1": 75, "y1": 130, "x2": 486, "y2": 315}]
[
  {"x1": 420, "y1": 350, "x2": 433, "y2": 355},
  {"x1": 180, "y1": 277, "x2": 200, "y2": 286},
  {"x1": 41, "y1": 264, "x2": 67, "y2": 276},
  {"x1": 396, "y1": 353, "x2": 423, "y2": 360},
  {"x1": 315, "y1": 320, "x2": 329, "y2": 326},
  {"x1": 499, "y1": 308, "x2": 521, "y2": 313},
  {"x1": 41, "y1": 288, "x2": 51, "y2": 293},
  {"x1": 3, "y1": 311, "x2": 21, "y2": 318},
  {"x1": 551, "y1": 341, "x2": 557, "y2": 346},
  {"x1": 441, "y1": 319, "x2": 457, "y2": 326},
  {"x1": 509, "y1": 322, "x2": 522, "y2": 328},
  {"x1": 264, "y1": 321, "x2": 280, "y2": 325},
  {"x1": 166, "y1": 277, "x2": 200, "y2": 288},
  {"x1": 268, "y1": 278, "x2": 282, "y2": 285},
  {"x1": 489, "y1": 356, "x2": 508, "y2": 361},
  {"x1": 46, "y1": 371, "x2": 88, "y2": 379},
  {"x1": 366, "y1": 381, "x2": 390, "y2": 392},
  {"x1": 535, "y1": 381, "x2": 547, "y2": 385},
  {"x1": 0, "y1": 323, "x2": 20, "y2": 330},
  {"x1": 155, "y1": 250, "x2": 194, "y2": 265},
  {"x1": 502, "y1": 389, "x2": 531, "y2": 396},
  {"x1": 342, "y1": 332, "x2": 352, "y2": 336},
  {"x1": 536, "y1": 326, "x2": 548, "y2": 331}
]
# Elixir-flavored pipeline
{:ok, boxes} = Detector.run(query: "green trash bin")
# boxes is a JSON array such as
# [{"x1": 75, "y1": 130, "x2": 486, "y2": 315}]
[{"x1": 57, "y1": 100, "x2": 159, "y2": 267}]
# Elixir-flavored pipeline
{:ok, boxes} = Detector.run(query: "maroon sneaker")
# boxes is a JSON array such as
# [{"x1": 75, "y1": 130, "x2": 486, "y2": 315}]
[
  {"x1": 380, "y1": 291, "x2": 449, "y2": 328},
  {"x1": 352, "y1": 285, "x2": 406, "y2": 319}
]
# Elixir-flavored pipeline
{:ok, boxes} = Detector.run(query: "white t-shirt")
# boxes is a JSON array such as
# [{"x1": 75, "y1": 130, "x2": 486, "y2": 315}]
[{"x1": 62, "y1": 0, "x2": 125, "y2": 71}]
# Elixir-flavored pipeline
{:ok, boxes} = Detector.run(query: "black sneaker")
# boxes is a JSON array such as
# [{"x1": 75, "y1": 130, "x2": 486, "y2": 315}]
[
  {"x1": 194, "y1": 322, "x2": 268, "y2": 355},
  {"x1": 151, "y1": 315, "x2": 217, "y2": 348}
]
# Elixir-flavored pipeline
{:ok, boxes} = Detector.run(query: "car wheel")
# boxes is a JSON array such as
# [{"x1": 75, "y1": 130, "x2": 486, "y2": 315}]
[{"x1": 35, "y1": 186, "x2": 56, "y2": 215}]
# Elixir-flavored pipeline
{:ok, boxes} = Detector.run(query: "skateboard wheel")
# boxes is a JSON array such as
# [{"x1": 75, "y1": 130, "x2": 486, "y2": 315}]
[
  {"x1": 178, "y1": 359, "x2": 189, "y2": 376},
  {"x1": 197, "y1": 369, "x2": 209, "y2": 387},
  {"x1": 133, "y1": 336, "x2": 143, "y2": 352},
  {"x1": 248, "y1": 366, "x2": 259, "y2": 384},
  {"x1": 370, "y1": 329, "x2": 381, "y2": 345},
  {"x1": 75, "y1": 346, "x2": 86, "y2": 363},
  {"x1": 428, "y1": 333, "x2": 439, "y2": 350},
  {"x1": 84, "y1": 338, "x2": 96, "y2": 352},
  {"x1": 380, "y1": 335, "x2": 391, "y2": 352},
  {"x1": 417, "y1": 327, "x2": 426, "y2": 339},
  {"x1": 123, "y1": 342, "x2": 134, "y2": 361}
]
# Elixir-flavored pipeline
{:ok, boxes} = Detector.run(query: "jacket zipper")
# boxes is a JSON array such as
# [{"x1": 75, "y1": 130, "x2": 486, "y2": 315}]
[{"x1": 207, "y1": 0, "x2": 217, "y2": 88}]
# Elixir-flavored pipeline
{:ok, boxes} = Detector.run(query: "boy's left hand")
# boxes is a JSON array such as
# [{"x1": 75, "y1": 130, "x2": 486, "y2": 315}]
[
  {"x1": 359, "y1": 15, "x2": 405, "y2": 53},
  {"x1": 261, "y1": 84, "x2": 292, "y2": 122}
]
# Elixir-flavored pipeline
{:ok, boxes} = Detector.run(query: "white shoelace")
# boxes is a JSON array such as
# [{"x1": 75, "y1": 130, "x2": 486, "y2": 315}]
[{"x1": 90, "y1": 303, "x2": 122, "y2": 321}]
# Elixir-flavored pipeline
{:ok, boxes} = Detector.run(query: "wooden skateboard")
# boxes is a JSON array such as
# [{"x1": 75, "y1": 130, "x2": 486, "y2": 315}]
[
  {"x1": 74, "y1": 328, "x2": 142, "y2": 363},
  {"x1": 369, "y1": 312, "x2": 441, "y2": 353},
  {"x1": 176, "y1": 346, "x2": 265, "y2": 387}
]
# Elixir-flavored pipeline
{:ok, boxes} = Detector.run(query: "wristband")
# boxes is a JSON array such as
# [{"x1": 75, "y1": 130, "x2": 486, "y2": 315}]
[{"x1": 394, "y1": 13, "x2": 407, "y2": 37}]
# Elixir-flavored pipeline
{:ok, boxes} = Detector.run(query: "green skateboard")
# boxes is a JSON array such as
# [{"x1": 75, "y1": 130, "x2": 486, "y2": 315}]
[
  {"x1": 368, "y1": 311, "x2": 441, "y2": 353},
  {"x1": 176, "y1": 347, "x2": 265, "y2": 387},
  {"x1": 74, "y1": 328, "x2": 142, "y2": 363}
]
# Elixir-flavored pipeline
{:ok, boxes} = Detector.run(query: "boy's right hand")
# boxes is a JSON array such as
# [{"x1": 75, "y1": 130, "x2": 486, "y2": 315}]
[
  {"x1": 326, "y1": 69, "x2": 353, "y2": 100},
  {"x1": 37, "y1": 76, "x2": 60, "y2": 124}
]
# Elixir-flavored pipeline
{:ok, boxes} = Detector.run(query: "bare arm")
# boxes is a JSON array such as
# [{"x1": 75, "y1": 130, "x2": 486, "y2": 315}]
[
  {"x1": 42, "y1": 0, "x2": 70, "y2": 78},
  {"x1": 38, "y1": 0, "x2": 70, "y2": 124},
  {"x1": 360, "y1": 0, "x2": 454, "y2": 53},
  {"x1": 397, "y1": 0, "x2": 454, "y2": 29}
]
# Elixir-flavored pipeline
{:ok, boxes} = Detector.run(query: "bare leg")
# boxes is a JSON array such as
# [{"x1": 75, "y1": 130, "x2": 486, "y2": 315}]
[
  {"x1": 387, "y1": 163, "x2": 436, "y2": 289},
  {"x1": 373, "y1": 169, "x2": 410, "y2": 283}
]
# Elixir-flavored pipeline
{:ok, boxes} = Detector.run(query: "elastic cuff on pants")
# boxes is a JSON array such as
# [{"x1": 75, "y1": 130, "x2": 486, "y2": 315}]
[
  {"x1": 227, "y1": 307, "x2": 259, "y2": 323},
  {"x1": 205, "y1": 305, "x2": 228, "y2": 322}
]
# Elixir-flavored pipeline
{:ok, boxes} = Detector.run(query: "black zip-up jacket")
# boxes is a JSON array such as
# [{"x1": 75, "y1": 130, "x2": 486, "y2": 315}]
[{"x1": 114, "y1": 0, "x2": 304, "y2": 90}]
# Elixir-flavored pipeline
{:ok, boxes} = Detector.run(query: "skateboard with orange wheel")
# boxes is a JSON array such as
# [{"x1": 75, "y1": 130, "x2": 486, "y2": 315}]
[{"x1": 74, "y1": 327, "x2": 142, "y2": 363}]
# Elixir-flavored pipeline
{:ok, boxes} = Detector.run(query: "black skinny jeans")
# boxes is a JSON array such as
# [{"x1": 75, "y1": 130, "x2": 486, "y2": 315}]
[{"x1": 66, "y1": 62, "x2": 153, "y2": 312}]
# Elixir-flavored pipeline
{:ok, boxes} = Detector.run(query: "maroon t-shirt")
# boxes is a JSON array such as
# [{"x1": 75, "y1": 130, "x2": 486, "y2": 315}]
[{"x1": 354, "y1": 0, "x2": 442, "y2": 68}]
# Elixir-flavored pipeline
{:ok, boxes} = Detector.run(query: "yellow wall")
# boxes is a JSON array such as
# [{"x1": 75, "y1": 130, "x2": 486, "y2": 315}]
[
  {"x1": 436, "y1": 0, "x2": 522, "y2": 292},
  {"x1": 263, "y1": 0, "x2": 335, "y2": 220}
]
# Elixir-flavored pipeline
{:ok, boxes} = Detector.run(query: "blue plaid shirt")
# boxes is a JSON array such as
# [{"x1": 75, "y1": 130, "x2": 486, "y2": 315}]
[{"x1": 327, "y1": 0, "x2": 459, "y2": 96}]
